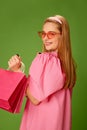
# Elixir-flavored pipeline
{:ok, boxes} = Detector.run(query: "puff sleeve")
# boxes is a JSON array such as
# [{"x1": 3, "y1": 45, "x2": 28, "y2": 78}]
[{"x1": 28, "y1": 52, "x2": 65, "y2": 102}]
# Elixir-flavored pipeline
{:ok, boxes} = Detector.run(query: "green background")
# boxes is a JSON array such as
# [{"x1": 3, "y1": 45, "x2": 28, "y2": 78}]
[{"x1": 0, "y1": 0, "x2": 87, "y2": 130}]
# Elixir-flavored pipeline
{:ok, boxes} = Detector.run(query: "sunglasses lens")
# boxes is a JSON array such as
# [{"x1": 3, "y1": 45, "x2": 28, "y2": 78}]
[
  {"x1": 41, "y1": 32, "x2": 46, "y2": 38},
  {"x1": 38, "y1": 32, "x2": 46, "y2": 38},
  {"x1": 38, "y1": 31, "x2": 59, "y2": 39},
  {"x1": 48, "y1": 32, "x2": 56, "y2": 39}
]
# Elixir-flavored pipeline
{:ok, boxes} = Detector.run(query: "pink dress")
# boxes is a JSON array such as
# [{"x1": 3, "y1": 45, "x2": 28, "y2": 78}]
[{"x1": 20, "y1": 52, "x2": 72, "y2": 130}]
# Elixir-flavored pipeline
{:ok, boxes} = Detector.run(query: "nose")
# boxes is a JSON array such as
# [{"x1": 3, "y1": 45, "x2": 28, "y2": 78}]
[{"x1": 43, "y1": 34, "x2": 49, "y2": 40}]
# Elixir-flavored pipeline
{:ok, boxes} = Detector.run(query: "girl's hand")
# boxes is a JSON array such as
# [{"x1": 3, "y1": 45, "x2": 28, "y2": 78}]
[{"x1": 8, "y1": 54, "x2": 22, "y2": 72}]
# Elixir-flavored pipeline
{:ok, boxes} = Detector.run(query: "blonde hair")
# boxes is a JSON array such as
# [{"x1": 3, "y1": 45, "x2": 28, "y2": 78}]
[{"x1": 42, "y1": 15, "x2": 76, "y2": 88}]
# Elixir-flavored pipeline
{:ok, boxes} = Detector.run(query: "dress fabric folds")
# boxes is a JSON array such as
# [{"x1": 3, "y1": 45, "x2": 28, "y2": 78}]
[{"x1": 20, "y1": 52, "x2": 72, "y2": 130}]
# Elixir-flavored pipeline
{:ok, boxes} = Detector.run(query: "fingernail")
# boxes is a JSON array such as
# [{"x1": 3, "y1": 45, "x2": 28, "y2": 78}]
[{"x1": 16, "y1": 54, "x2": 20, "y2": 57}]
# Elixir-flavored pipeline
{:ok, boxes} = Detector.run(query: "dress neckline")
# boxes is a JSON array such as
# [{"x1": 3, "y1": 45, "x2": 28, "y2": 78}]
[
  {"x1": 38, "y1": 51, "x2": 58, "y2": 57},
  {"x1": 49, "y1": 51, "x2": 58, "y2": 57}
]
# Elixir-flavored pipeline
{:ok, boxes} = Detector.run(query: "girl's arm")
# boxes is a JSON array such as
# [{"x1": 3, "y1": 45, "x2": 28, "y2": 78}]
[
  {"x1": 8, "y1": 54, "x2": 40, "y2": 105},
  {"x1": 26, "y1": 87, "x2": 40, "y2": 105}
]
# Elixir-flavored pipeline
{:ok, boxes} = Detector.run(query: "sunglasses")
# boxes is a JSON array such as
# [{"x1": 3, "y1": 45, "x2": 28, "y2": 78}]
[{"x1": 38, "y1": 31, "x2": 60, "y2": 39}]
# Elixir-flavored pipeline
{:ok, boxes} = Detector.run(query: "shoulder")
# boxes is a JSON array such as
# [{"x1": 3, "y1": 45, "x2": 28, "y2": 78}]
[
  {"x1": 30, "y1": 52, "x2": 65, "y2": 84},
  {"x1": 32, "y1": 52, "x2": 49, "y2": 63},
  {"x1": 31, "y1": 52, "x2": 61, "y2": 69},
  {"x1": 34, "y1": 51, "x2": 59, "y2": 61}
]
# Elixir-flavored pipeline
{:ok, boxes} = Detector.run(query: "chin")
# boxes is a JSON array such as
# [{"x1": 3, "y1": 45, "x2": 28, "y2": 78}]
[
  {"x1": 45, "y1": 46, "x2": 52, "y2": 51},
  {"x1": 45, "y1": 48, "x2": 54, "y2": 52}
]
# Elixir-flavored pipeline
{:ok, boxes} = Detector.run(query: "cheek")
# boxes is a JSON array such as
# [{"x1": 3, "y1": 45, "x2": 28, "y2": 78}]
[{"x1": 53, "y1": 38, "x2": 59, "y2": 47}]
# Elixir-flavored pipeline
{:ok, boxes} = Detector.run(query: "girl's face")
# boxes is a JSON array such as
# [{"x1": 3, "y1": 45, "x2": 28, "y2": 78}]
[{"x1": 42, "y1": 22, "x2": 61, "y2": 52}]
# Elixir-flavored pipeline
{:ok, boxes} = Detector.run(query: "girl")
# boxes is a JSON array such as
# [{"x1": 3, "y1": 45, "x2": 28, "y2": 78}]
[{"x1": 8, "y1": 15, "x2": 76, "y2": 130}]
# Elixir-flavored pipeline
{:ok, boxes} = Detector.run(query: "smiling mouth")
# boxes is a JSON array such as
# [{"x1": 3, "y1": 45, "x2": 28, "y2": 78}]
[{"x1": 44, "y1": 42, "x2": 52, "y2": 46}]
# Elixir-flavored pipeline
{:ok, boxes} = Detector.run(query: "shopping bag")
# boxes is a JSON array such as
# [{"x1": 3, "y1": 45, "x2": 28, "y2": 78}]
[{"x1": 0, "y1": 68, "x2": 27, "y2": 113}]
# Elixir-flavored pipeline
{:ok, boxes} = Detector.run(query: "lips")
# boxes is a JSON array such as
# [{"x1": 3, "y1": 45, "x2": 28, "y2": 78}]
[{"x1": 44, "y1": 42, "x2": 52, "y2": 46}]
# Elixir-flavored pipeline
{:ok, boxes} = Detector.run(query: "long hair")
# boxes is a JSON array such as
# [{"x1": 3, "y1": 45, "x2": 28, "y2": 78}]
[{"x1": 42, "y1": 15, "x2": 76, "y2": 88}]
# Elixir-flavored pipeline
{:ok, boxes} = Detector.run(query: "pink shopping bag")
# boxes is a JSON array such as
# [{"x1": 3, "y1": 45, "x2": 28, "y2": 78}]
[{"x1": 0, "y1": 68, "x2": 27, "y2": 113}]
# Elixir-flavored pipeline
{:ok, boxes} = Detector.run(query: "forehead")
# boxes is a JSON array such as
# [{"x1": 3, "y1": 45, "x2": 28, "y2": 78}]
[{"x1": 43, "y1": 22, "x2": 58, "y2": 32}]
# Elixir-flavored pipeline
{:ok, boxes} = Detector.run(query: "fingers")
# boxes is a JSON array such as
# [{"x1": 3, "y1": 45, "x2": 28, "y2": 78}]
[
  {"x1": 9, "y1": 55, "x2": 20, "y2": 64},
  {"x1": 8, "y1": 55, "x2": 22, "y2": 71},
  {"x1": 8, "y1": 55, "x2": 19, "y2": 66}
]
